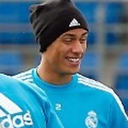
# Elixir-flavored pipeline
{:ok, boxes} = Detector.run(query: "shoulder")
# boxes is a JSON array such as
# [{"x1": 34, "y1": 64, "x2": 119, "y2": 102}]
[
  {"x1": 13, "y1": 68, "x2": 33, "y2": 78},
  {"x1": 76, "y1": 74, "x2": 128, "y2": 117},
  {"x1": 0, "y1": 73, "x2": 22, "y2": 86},
  {"x1": 13, "y1": 68, "x2": 35, "y2": 83},
  {"x1": 76, "y1": 73, "x2": 112, "y2": 91},
  {"x1": 0, "y1": 73, "x2": 46, "y2": 97},
  {"x1": 76, "y1": 73, "x2": 117, "y2": 99},
  {"x1": 76, "y1": 74, "x2": 128, "y2": 118},
  {"x1": 0, "y1": 73, "x2": 30, "y2": 96}
]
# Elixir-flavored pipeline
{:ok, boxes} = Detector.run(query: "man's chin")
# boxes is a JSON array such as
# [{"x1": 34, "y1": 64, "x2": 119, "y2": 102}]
[{"x1": 67, "y1": 70, "x2": 79, "y2": 75}]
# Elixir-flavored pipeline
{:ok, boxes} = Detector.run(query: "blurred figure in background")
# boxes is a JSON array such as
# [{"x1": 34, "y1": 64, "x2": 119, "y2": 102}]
[
  {"x1": 14, "y1": 0, "x2": 128, "y2": 127},
  {"x1": 0, "y1": 74, "x2": 64, "y2": 128}
]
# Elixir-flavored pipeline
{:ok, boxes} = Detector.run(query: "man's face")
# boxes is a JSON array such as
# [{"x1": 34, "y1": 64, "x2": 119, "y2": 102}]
[{"x1": 43, "y1": 28, "x2": 88, "y2": 75}]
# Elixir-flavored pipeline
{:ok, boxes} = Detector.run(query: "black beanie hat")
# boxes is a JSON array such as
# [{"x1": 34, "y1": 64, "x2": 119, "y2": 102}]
[{"x1": 29, "y1": 0, "x2": 89, "y2": 53}]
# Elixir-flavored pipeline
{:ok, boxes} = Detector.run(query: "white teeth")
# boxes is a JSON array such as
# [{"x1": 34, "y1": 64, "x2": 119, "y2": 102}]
[{"x1": 68, "y1": 58, "x2": 79, "y2": 62}]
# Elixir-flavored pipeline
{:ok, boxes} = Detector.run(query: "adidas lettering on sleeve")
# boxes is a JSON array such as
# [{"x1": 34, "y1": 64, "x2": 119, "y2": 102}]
[{"x1": 0, "y1": 74, "x2": 64, "y2": 128}]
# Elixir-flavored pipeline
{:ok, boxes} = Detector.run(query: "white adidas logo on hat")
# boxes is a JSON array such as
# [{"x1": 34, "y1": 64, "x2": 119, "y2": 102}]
[{"x1": 69, "y1": 18, "x2": 80, "y2": 27}]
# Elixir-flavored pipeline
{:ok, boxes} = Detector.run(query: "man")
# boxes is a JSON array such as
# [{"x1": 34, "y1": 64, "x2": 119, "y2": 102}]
[
  {"x1": 0, "y1": 74, "x2": 64, "y2": 128},
  {"x1": 14, "y1": 0, "x2": 128, "y2": 127}
]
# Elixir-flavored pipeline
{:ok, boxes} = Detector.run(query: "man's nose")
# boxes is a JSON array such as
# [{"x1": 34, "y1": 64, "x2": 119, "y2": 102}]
[{"x1": 71, "y1": 41, "x2": 85, "y2": 54}]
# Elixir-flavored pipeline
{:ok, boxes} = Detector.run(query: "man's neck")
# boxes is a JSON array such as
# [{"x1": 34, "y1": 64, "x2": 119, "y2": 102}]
[{"x1": 37, "y1": 65, "x2": 72, "y2": 85}]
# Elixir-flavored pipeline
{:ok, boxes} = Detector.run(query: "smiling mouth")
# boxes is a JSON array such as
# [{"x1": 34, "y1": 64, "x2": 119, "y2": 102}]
[{"x1": 66, "y1": 57, "x2": 81, "y2": 64}]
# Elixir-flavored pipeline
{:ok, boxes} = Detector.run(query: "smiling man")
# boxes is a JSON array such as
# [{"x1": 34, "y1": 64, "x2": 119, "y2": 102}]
[{"x1": 13, "y1": 0, "x2": 128, "y2": 127}]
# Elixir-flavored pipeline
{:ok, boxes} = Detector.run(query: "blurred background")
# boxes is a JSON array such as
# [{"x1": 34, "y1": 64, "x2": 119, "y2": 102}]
[{"x1": 0, "y1": 0, "x2": 128, "y2": 114}]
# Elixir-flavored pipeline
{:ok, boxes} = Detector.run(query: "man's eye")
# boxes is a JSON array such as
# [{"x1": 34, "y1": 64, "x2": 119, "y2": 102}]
[
  {"x1": 80, "y1": 38, "x2": 87, "y2": 43},
  {"x1": 64, "y1": 38, "x2": 72, "y2": 42}
]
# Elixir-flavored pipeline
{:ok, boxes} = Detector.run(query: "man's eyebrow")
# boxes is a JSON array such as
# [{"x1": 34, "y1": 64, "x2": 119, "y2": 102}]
[
  {"x1": 62, "y1": 32, "x2": 88, "y2": 37},
  {"x1": 81, "y1": 32, "x2": 88, "y2": 36},
  {"x1": 62, "y1": 34, "x2": 75, "y2": 37}
]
